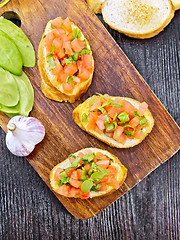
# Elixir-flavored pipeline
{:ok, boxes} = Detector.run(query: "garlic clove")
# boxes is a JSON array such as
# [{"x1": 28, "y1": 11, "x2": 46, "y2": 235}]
[{"x1": 6, "y1": 116, "x2": 45, "y2": 156}]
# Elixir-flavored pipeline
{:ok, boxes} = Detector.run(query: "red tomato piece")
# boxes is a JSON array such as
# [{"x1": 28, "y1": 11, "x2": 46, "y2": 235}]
[
  {"x1": 63, "y1": 41, "x2": 73, "y2": 55},
  {"x1": 52, "y1": 38, "x2": 63, "y2": 54},
  {"x1": 96, "y1": 160, "x2": 110, "y2": 169},
  {"x1": 54, "y1": 167, "x2": 63, "y2": 182},
  {"x1": 134, "y1": 125, "x2": 145, "y2": 139},
  {"x1": 80, "y1": 191, "x2": 90, "y2": 199},
  {"x1": 96, "y1": 182, "x2": 107, "y2": 191},
  {"x1": 129, "y1": 117, "x2": 139, "y2": 127},
  {"x1": 57, "y1": 185, "x2": 70, "y2": 196},
  {"x1": 84, "y1": 149, "x2": 92, "y2": 154},
  {"x1": 52, "y1": 57, "x2": 63, "y2": 75},
  {"x1": 108, "y1": 106, "x2": 122, "y2": 119},
  {"x1": 108, "y1": 177, "x2": 119, "y2": 189},
  {"x1": 71, "y1": 38, "x2": 83, "y2": 53},
  {"x1": 63, "y1": 17, "x2": 72, "y2": 33},
  {"x1": 64, "y1": 63, "x2": 78, "y2": 75},
  {"x1": 105, "y1": 131, "x2": 114, "y2": 138},
  {"x1": 62, "y1": 82, "x2": 76, "y2": 94},
  {"x1": 69, "y1": 187, "x2": 81, "y2": 197},
  {"x1": 69, "y1": 179, "x2": 82, "y2": 188},
  {"x1": 77, "y1": 152, "x2": 84, "y2": 158},
  {"x1": 76, "y1": 169, "x2": 82, "y2": 180},
  {"x1": 81, "y1": 54, "x2": 93, "y2": 71},
  {"x1": 84, "y1": 163, "x2": 91, "y2": 172},
  {"x1": 52, "y1": 17, "x2": 63, "y2": 29},
  {"x1": 74, "y1": 77, "x2": 80, "y2": 83},
  {"x1": 70, "y1": 170, "x2": 78, "y2": 180},
  {"x1": 137, "y1": 102, "x2": 148, "y2": 116},
  {"x1": 96, "y1": 118, "x2": 105, "y2": 131},
  {"x1": 90, "y1": 97, "x2": 102, "y2": 111},
  {"x1": 45, "y1": 31, "x2": 55, "y2": 52},
  {"x1": 113, "y1": 126, "x2": 124, "y2": 142}
]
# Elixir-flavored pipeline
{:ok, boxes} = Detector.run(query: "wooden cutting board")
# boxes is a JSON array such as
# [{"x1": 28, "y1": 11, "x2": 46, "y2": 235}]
[{"x1": 0, "y1": 0, "x2": 179, "y2": 219}]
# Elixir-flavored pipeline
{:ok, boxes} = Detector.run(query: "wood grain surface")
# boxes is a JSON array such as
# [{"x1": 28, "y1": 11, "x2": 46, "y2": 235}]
[{"x1": 0, "y1": 0, "x2": 179, "y2": 233}]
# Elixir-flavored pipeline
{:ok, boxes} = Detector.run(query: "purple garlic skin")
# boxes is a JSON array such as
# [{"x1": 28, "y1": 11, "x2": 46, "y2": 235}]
[{"x1": 6, "y1": 116, "x2": 45, "y2": 156}]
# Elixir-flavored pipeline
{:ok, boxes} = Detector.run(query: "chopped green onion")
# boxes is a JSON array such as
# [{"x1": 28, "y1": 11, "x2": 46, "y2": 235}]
[
  {"x1": 47, "y1": 55, "x2": 56, "y2": 70},
  {"x1": 113, "y1": 113, "x2": 118, "y2": 121},
  {"x1": 140, "y1": 117, "x2": 147, "y2": 126},
  {"x1": 59, "y1": 171, "x2": 67, "y2": 178},
  {"x1": 58, "y1": 177, "x2": 70, "y2": 187},
  {"x1": 117, "y1": 112, "x2": 130, "y2": 123},
  {"x1": 80, "y1": 168, "x2": 87, "y2": 181},
  {"x1": 64, "y1": 56, "x2": 74, "y2": 65},
  {"x1": 60, "y1": 23, "x2": 64, "y2": 28},
  {"x1": 82, "y1": 153, "x2": 95, "y2": 162},
  {"x1": 51, "y1": 23, "x2": 55, "y2": 29},
  {"x1": 68, "y1": 154, "x2": 76, "y2": 158},
  {"x1": 82, "y1": 113, "x2": 88, "y2": 123},
  {"x1": 90, "y1": 95, "x2": 96, "y2": 106},
  {"x1": 108, "y1": 99, "x2": 122, "y2": 108},
  {"x1": 123, "y1": 123, "x2": 135, "y2": 137},
  {"x1": 101, "y1": 101, "x2": 110, "y2": 108},
  {"x1": 104, "y1": 121, "x2": 117, "y2": 131},
  {"x1": 71, "y1": 27, "x2": 82, "y2": 41},
  {"x1": 42, "y1": 34, "x2": 46, "y2": 39},
  {"x1": 72, "y1": 52, "x2": 79, "y2": 61},
  {"x1": 81, "y1": 179, "x2": 93, "y2": 193},
  {"x1": 97, "y1": 106, "x2": 109, "y2": 123},
  {"x1": 88, "y1": 162, "x2": 97, "y2": 176},
  {"x1": 96, "y1": 93, "x2": 108, "y2": 101},
  {"x1": 70, "y1": 157, "x2": 81, "y2": 168},
  {"x1": 67, "y1": 76, "x2": 75, "y2": 84},
  {"x1": 79, "y1": 49, "x2": 91, "y2": 55}
]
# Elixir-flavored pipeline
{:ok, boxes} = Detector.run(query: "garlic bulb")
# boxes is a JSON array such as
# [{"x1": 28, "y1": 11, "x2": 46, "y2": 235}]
[{"x1": 6, "y1": 116, "x2": 45, "y2": 156}]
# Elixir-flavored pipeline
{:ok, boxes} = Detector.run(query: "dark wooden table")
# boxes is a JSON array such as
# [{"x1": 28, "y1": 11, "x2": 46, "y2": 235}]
[{"x1": 0, "y1": 7, "x2": 179, "y2": 240}]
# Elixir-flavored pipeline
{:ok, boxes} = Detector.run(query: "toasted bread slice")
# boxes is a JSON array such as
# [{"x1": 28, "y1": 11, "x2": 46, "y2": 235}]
[
  {"x1": 50, "y1": 148, "x2": 127, "y2": 198},
  {"x1": 102, "y1": 0, "x2": 174, "y2": 39},
  {"x1": 38, "y1": 17, "x2": 94, "y2": 103},
  {"x1": 73, "y1": 94, "x2": 154, "y2": 148},
  {"x1": 86, "y1": 0, "x2": 105, "y2": 14},
  {"x1": 171, "y1": 0, "x2": 180, "y2": 10}
]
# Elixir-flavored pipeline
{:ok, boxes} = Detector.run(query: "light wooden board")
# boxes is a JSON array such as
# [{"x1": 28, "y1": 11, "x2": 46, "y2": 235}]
[{"x1": 0, "y1": 0, "x2": 179, "y2": 219}]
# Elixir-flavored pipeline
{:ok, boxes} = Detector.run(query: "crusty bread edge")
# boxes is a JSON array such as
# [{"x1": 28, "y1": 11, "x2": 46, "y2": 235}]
[
  {"x1": 50, "y1": 147, "x2": 127, "y2": 198},
  {"x1": 73, "y1": 96, "x2": 154, "y2": 148},
  {"x1": 102, "y1": 0, "x2": 175, "y2": 39},
  {"x1": 38, "y1": 19, "x2": 94, "y2": 103}
]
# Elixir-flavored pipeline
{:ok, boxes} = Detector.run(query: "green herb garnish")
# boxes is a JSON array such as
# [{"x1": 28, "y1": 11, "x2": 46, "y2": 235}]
[
  {"x1": 90, "y1": 95, "x2": 96, "y2": 106},
  {"x1": 64, "y1": 56, "x2": 74, "y2": 65},
  {"x1": 81, "y1": 179, "x2": 93, "y2": 193},
  {"x1": 133, "y1": 111, "x2": 147, "y2": 127},
  {"x1": 42, "y1": 34, "x2": 46, "y2": 39},
  {"x1": 58, "y1": 176, "x2": 70, "y2": 187},
  {"x1": 47, "y1": 55, "x2": 56, "y2": 70},
  {"x1": 72, "y1": 52, "x2": 79, "y2": 61},
  {"x1": 79, "y1": 49, "x2": 91, "y2": 55},
  {"x1": 82, "y1": 113, "x2": 88, "y2": 123},
  {"x1": 70, "y1": 157, "x2": 81, "y2": 168},
  {"x1": 90, "y1": 172, "x2": 106, "y2": 181},
  {"x1": 71, "y1": 27, "x2": 82, "y2": 41},
  {"x1": 67, "y1": 76, "x2": 75, "y2": 84},
  {"x1": 104, "y1": 121, "x2": 117, "y2": 131},
  {"x1": 117, "y1": 112, "x2": 130, "y2": 123},
  {"x1": 80, "y1": 168, "x2": 87, "y2": 181},
  {"x1": 123, "y1": 123, "x2": 135, "y2": 137}
]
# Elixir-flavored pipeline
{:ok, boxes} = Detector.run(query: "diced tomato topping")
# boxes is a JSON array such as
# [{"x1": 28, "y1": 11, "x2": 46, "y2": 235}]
[
  {"x1": 129, "y1": 117, "x2": 139, "y2": 127},
  {"x1": 57, "y1": 48, "x2": 66, "y2": 59},
  {"x1": 69, "y1": 157, "x2": 75, "y2": 163},
  {"x1": 52, "y1": 38, "x2": 63, "y2": 53},
  {"x1": 70, "y1": 170, "x2": 78, "y2": 180},
  {"x1": 81, "y1": 54, "x2": 93, "y2": 71},
  {"x1": 54, "y1": 167, "x2": 63, "y2": 182},
  {"x1": 76, "y1": 169, "x2": 82, "y2": 180},
  {"x1": 84, "y1": 163, "x2": 91, "y2": 172},
  {"x1": 69, "y1": 178, "x2": 82, "y2": 188},
  {"x1": 45, "y1": 31, "x2": 55, "y2": 52},
  {"x1": 117, "y1": 133, "x2": 127, "y2": 144},
  {"x1": 122, "y1": 100, "x2": 137, "y2": 118},
  {"x1": 69, "y1": 187, "x2": 81, "y2": 197},
  {"x1": 137, "y1": 102, "x2": 148, "y2": 116},
  {"x1": 97, "y1": 182, "x2": 107, "y2": 191},
  {"x1": 108, "y1": 165, "x2": 118, "y2": 175},
  {"x1": 62, "y1": 82, "x2": 75, "y2": 94},
  {"x1": 100, "y1": 175, "x2": 109, "y2": 183},
  {"x1": 52, "y1": 57, "x2": 63, "y2": 75},
  {"x1": 108, "y1": 106, "x2": 122, "y2": 119},
  {"x1": 65, "y1": 168, "x2": 74, "y2": 177},
  {"x1": 57, "y1": 185, "x2": 70, "y2": 196},
  {"x1": 80, "y1": 191, "x2": 90, "y2": 199},
  {"x1": 71, "y1": 38, "x2": 84, "y2": 53},
  {"x1": 52, "y1": 17, "x2": 63, "y2": 29},
  {"x1": 86, "y1": 112, "x2": 98, "y2": 130},
  {"x1": 84, "y1": 149, "x2": 92, "y2": 154},
  {"x1": 96, "y1": 118, "x2": 105, "y2": 131},
  {"x1": 105, "y1": 131, "x2": 114, "y2": 138},
  {"x1": 90, "y1": 97, "x2": 102, "y2": 111},
  {"x1": 63, "y1": 17, "x2": 72, "y2": 32},
  {"x1": 134, "y1": 125, "x2": 145, "y2": 139},
  {"x1": 78, "y1": 68, "x2": 91, "y2": 81},
  {"x1": 108, "y1": 177, "x2": 119, "y2": 189},
  {"x1": 74, "y1": 77, "x2": 80, "y2": 83},
  {"x1": 63, "y1": 41, "x2": 73, "y2": 55},
  {"x1": 96, "y1": 160, "x2": 110, "y2": 169},
  {"x1": 79, "y1": 160, "x2": 84, "y2": 166},
  {"x1": 57, "y1": 71, "x2": 68, "y2": 83},
  {"x1": 64, "y1": 63, "x2": 78, "y2": 75},
  {"x1": 113, "y1": 126, "x2": 124, "y2": 142}
]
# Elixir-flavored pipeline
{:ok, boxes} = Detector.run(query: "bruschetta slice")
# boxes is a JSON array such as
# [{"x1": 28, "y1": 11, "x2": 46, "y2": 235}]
[
  {"x1": 38, "y1": 17, "x2": 94, "y2": 103},
  {"x1": 73, "y1": 94, "x2": 154, "y2": 148},
  {"x1": 50, "y1": 148, "x2": 127, "y2": 199}
]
